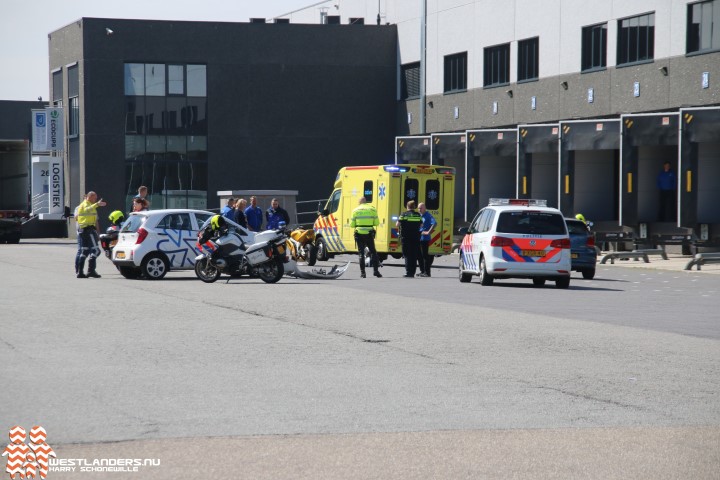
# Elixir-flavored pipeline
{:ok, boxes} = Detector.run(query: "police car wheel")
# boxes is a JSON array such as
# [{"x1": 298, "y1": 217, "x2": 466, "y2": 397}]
[
  {"x1": 555, "y1": 277, "x2": 570, "y2": 289},
  {"x1": 532, "y1": 278, "x2": 546, "y2": 287},
  {"x1": 479, "y1": 256, "x2": 493, "y2": 286}
]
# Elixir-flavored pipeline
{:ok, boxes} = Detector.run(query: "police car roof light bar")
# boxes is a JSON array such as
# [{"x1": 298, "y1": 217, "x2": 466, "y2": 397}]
[{"x1": 489, "y1": 198, "x2": 547, "y2": 207}]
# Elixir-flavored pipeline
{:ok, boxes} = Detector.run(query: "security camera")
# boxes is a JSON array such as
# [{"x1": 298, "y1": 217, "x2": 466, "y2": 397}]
[{"x1": 105, "y1": 28, "x2": 114, "y2": 35}]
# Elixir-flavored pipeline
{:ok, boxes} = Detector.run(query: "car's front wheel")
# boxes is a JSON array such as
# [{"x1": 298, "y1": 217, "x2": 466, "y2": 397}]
[
  {"x1": 141, "y1": 253, "x2": 169, "y2": 280},
  {"x1": 459, "y1": 251, "x2": 472, "y2": 283}
]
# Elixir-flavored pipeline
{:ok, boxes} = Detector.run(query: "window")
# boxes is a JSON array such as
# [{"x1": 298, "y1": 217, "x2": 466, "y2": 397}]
[
  {"x1": 168, "y1": 65, "x2": 184, "y2": 95},
  {"x1": 145, "y1": 64, "x2": 165, "y2": 96},
  {"x1": 326, "y1": 190, "x2": 341, "y2": 214},
  {"x1": 401, "y1": 62, "x2": 421, "y2": 100},
  {"x1": 156, "y1": 213, "x2": 192, "y2": 231},
  {"x1": 484, "y1": 44, "x2": 510, "y2": 87},
  {"x1": 517, "y1": 37, "x2": 539, "y2": 82},
  {"x1": 68, "y1": 65, "x2": 79, "y2": 136},
  {"x1": 425, "y1": 180, "x2": 440, "y2": 210},
  {"x1": 444, "y1": 52, "x2": 467, "y2": 93},
  {"x1": 404, "y1": 179, "x2": 419, "y2": 206},
  {"x1": 688, "y1": 0, "x2": 720, "y2": 53},
  {"x1": 349, "y1": 17, "x2": 364, "y2": 24},
  {"x1": 617, "y1": 13, "x2": 655, "y2": 65},
  {"x1": 582, "y1": 23, "x2": 608, "y2": 71},
  {"x1": 496, "y1": 212, "x2": 566, "y2": 235},
  {"x1": 124, "y1": 64, "x2": 144, "y2": 95},
  {"x1": 52, "y1": 70, "x2": 62, "y2": 103},
  {"x1": 481, "y1": 210, "x2": 495, "y2": 232},
  {"x1": 363, "y1": 181, "x2": 373, "y2": 202},
  {"x1": 326, "y1": 15, "x2": 340, "y2": 24}
]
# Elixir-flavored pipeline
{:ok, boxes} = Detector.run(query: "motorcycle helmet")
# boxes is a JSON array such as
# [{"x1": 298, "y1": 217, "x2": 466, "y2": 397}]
[
  {"x1": 108, "y1": 210, "x2": 125, "y2": 225},
  {"x1": 210, "y1": 214, "x2": 226, "y2": 231},
  {"x1": 575, "y1": 213, "x2": 586, "y2": 223}
]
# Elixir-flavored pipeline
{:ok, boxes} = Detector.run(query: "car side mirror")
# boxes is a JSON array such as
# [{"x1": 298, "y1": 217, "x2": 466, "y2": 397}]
[{"x1": 458, "y1": 227, "x2": 469, "y2": 235}]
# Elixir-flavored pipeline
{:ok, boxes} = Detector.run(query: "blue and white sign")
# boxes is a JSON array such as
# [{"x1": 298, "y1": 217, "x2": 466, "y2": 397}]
[
  {"x1": 633, "y1": 82, "x2": 640, "y2": 97},
  {"x1": 31, "y1": 107, "x2": 64, "y2": 153}
]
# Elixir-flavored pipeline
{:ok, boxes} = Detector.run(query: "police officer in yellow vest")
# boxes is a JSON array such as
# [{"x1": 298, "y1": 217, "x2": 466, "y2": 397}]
[
  {"x1": 349, "y1": 196, "x2": 382, "y2": 278},
  {"x1": 75, "y1": 191, "x2": 106, "y2": 278}
]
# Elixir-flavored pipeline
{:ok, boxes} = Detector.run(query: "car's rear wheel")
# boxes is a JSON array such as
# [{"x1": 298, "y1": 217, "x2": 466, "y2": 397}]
[
  {"x1": 118, "y1": 266, "x2": 141, "y2": 279},
  {"x1": 532, "y1": 278, "x2": 546, "y2": 287},
  {"x1": 141, "y1": 253, "x2": 169, "y2": 280},
  {"x1": 459, "y1": 251, "x2": 472, "y2": 283},
  {"x1": 479, "y1": 256, "x2": 493, "y2": 286},
  {"x1": 582, "y1": 268, "x2": 595, "y2": 280},
  {"x1": 555, "y1": 277, "x2": 570, "y2": 289}
]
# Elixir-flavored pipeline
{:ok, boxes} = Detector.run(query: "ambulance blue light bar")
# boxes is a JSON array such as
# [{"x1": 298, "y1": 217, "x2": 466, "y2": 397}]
[
  {"x1": 489, "y1": 198, "x2": 548, "y2": 207},
  {"x1": 384, "y1": 165, "x2": 409, "y2": 173}
]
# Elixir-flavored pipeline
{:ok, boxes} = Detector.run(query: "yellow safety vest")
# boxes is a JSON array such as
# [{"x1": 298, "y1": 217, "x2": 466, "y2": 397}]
[
  {"x1": 76, "y1": 199, "x2": 100, "y2": 229},
  {"x1": 350, "y1": 204, "x2": 379, "y2": 234}
]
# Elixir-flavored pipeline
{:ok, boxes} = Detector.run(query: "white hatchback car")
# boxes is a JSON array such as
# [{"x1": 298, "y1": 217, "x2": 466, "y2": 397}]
[
  {"x1": 112, "y1": 209, "x2": 258, "y2": 280},
  {"x1": 458, "y1": 199, "x2": 572, "y2": 288}
]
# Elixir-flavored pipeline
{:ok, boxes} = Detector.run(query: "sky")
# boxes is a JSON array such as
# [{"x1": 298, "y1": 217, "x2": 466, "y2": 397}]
[{"x1": 0, "y1": 0, "x2": 318, "y2": 101}]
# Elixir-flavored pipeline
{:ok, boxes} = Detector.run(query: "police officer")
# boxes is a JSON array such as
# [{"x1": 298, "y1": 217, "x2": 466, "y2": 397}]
[
  {"x1": 396, "y1": 200, "x2": 423, "y2": 278},
  {"x1": 75, "y1": 191, "x2": 106, "y2": 278},
  {"x1": 349, "y1": 197, "x2": 382, "y2": 278}
]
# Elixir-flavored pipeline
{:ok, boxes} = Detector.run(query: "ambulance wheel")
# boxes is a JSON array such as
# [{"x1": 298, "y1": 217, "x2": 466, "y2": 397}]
[
  {"x1": 458, "y1": 252, "x2": 472, "y2": 283},
  {"x1": 479, "y1": 256, "x2": 493, "y2": 286},
  {"x1": 390, "y1": 253, "x2": 403, "y2": 259},
  {"x1": 316, "y1": 237, "x2": 329, "y2": 261},
  {"x1": 305, "y1": 244, "x2": 318, "y2": 266}
]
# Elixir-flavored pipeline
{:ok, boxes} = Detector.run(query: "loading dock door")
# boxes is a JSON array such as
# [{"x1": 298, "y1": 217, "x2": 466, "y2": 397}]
[
  {"x1": 518, "y1": 125, "x2": 559, "y2": 207},
  {"x1": 680, "y1": 108, "x2": 720, "y2": 229},
  {"x1": 466, "y1": 129, "x2": 517, "y2": 221},
  {"x1": 559, "y1": 120, "x2": 620, "y2": 222},
  {"x1": 621, "y1": 114, "x2": 679, "y2": 226},
  {"x1": 396, "y1": 136, "x2": 431, "y2": 164},
  {"x1": 431, "y1": 134, "x2": 466, "y2": 220}
]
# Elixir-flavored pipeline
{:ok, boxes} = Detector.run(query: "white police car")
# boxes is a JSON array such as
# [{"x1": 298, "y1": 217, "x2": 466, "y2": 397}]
[
  {"x1": 112, "y1": 209, "x2": 256, "y2": 280},
  {"x1": 458, "y1": 199, "x2": 572, "y2": 288}
]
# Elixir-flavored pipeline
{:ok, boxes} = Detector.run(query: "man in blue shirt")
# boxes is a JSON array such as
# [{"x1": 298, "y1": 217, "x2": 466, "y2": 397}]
[
  {"x1": 417, "y1": 202, "x2": 437, "y2": 277},
  {"x1": 220, "y1": 198, "x2": 236, "y2": 221},
  {"x1": 657, "y1": 161, "x2": 676, "y2": 222},
  {"x1": 244, "y1": 196, "x2": 263, "y2": 232}
]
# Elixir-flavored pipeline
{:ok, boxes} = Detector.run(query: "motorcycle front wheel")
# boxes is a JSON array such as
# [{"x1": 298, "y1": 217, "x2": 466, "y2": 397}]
[
  {"x1": 195, "y1": 257, "x2": 221, "y2": 283},
  {"x1": 257, "y1": 258, "x2": 284, "y2": 284}
]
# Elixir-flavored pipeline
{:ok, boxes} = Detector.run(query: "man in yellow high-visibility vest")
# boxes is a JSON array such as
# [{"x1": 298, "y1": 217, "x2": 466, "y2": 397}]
[
  {"x1": 75, "y1": 191, "x2": 106, "y2": 278},
  {"x1": 349, "y1": 197, "x2": 382, "y2": 278}
]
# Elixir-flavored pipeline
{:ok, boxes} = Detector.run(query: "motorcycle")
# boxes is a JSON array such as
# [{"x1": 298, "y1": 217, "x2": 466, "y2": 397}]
[
  {"x1": 194, "y1": 218, "x2": 288, "y2": 284},
  {"x1": 286, "y1": 226, "x2": 318, "y2": 266},
  {"x1": 99, "y1": 225, "x2": 121, "y2": 259}
]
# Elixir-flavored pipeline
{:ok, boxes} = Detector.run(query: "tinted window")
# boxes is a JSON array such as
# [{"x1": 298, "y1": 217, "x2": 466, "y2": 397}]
[
  {"x1": 566, "y1": 220, "x2": 589, "y2": 235},
  {"x1": 326, "y1": 190, "x2": 341, "y2": 214},
  {"x1": 582, "y1": 23, "x2": 607, "y2": 71},
  {"x1": 468, "y1": 210, "x2": 483, "y2": 233},
  {"x1": 444, "y1": 52, "x2": 467, "y2": 92},
  {"x1": 517, "y1": 37, "x2": 539, "y2": 82},
  {"x1": 363, "y1": 181, "x2": 373, "y2": 202},
  {"x1": 496, "y1": 211, "x2": 567, "y2": 235},
  {"x1": 617, "y1": 13, "x2": 655, "y2": 65},
  {"x1": 404, "y1": 179, "x2": 419, "y2": 206},
  {"x1": 156, "y1": 213, "x2": 192, "y2": 230},
  {"x1": 471, "y1": 210, "x2": 487, "y2": 233},
  {"x1": 401, "y1": 62, "x2": 421, "y2": 100},
  {"x1": 425, "y1": 179, "x2": 440, "y2": 210},
  {"x1": 194, "y1": 212, "x2": 213, "y2": 228},
  {"x1": 484, "y1": 44, "x2": 510, "y2": 86},
  {"x1": 121, "y1": 215, "x2": 146, "y2": 233},
  {"x1": 482, "y1": 210, "x2": 496, "y2": 232}
]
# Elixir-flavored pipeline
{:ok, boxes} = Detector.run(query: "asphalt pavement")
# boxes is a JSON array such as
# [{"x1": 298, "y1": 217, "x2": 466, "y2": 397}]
[{"x1": 0, "y1": 240, "x2": 718, "y2": 480}]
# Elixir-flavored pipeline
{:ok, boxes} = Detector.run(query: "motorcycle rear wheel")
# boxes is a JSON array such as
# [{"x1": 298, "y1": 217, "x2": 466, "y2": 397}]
[
  {"x1": 257, "y1": 258, "x2": 284, "y2": 284},
  {"x1": 305, "y1": 244, "x2": 318, "y2": 266},
  {"x1": 195, "y1": 257, "x2": 221, "y2": 283}
]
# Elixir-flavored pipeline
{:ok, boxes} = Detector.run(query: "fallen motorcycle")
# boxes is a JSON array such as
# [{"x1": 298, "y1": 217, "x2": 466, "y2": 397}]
[
  {"x1": 286, "y1": 226, "x2": 318, "y2": 266},
  {"x1": 194, "y1": 217, "x2": 288, "y2": 284}
]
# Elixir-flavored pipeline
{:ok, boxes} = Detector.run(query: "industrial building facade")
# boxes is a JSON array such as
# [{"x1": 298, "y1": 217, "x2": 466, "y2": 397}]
[
  {"x1": 283, "y1": 0, "x2": 720, "y2": 246},
  {"x1": 48, "y1": 18, "x2": 397, "y2": 219},
  {"x1": 46, "y1": 1, "x2": 720, "y2": 246}
]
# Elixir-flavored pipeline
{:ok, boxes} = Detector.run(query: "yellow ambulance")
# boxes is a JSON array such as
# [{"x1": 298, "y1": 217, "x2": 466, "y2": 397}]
[{"x1": 313, "y1": 164, "x2": 455, "y2": 260}]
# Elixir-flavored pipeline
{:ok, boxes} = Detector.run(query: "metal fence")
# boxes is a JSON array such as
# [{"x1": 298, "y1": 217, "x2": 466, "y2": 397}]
[{"x1": 296, "y1": 198, "x2": 326, "y2": 226}]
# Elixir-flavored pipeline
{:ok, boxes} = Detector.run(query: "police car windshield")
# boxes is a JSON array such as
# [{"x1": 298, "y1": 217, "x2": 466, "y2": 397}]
[
  {"x1": 120, "y1": 214, "x2": 146, "y2": 233},
  {"x1": 496, "y1": 211, "x2": 566, "y2": 235}
]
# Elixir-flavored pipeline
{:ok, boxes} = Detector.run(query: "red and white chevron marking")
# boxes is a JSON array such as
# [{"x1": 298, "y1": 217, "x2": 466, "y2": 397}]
[
  {"x1": 3, "y1": 442, "x2": 30, "y2": 476},
  {"x1": 24, "y1": 453, "x2": 37, "y2": 479},
  {"x1": 28, "y1": 428, "x2": 46, "y2": 445},
  {"x1": 8, "y1": 426, "x2": 26, "y2": 445}
]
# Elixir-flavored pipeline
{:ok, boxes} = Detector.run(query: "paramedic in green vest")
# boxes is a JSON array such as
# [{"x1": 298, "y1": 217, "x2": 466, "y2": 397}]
[
  {"x1": 75, "y1": 191, "x2": 107, "y2": 278},
  {"x1": 349, "y1": 196, "x2": 382, "y2": 278}
]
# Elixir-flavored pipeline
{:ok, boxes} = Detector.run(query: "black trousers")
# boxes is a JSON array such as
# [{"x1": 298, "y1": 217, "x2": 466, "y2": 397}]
[
  {"x1": 355, "y1": 233, "x2": 379, "y2": 273},
  {"x1": 418, "y1": 240, "x2": 434, "y2": 275},
  {"x1": 658, "y1": 190, "x2": 676, "y2": 222},
  {"x1": 402, "y1": 240, "x2": 419, "y2": 276}
]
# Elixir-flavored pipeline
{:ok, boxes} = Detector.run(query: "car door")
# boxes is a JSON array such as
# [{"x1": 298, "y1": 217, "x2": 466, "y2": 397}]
[{"x1": 156, "y1": 212, "x2": 195, "y2": 268}]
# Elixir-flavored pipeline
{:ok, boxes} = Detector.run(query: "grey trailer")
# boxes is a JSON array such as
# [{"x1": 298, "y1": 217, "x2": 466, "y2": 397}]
[
  {"x1": 430, "y1": 133, "x2": 466, "y2": 220},
  {"x1": 395, "y1": 136, "x2": 431, "y2": 164}
]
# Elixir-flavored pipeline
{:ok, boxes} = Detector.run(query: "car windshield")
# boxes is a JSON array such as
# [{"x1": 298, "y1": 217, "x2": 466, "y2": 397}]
[
  {"x1": 496, "y1": 211, "x2": 567, "y2": 235},
  {"x1": 120, "y1": 214, "x2": 146, "y2": 233}
]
